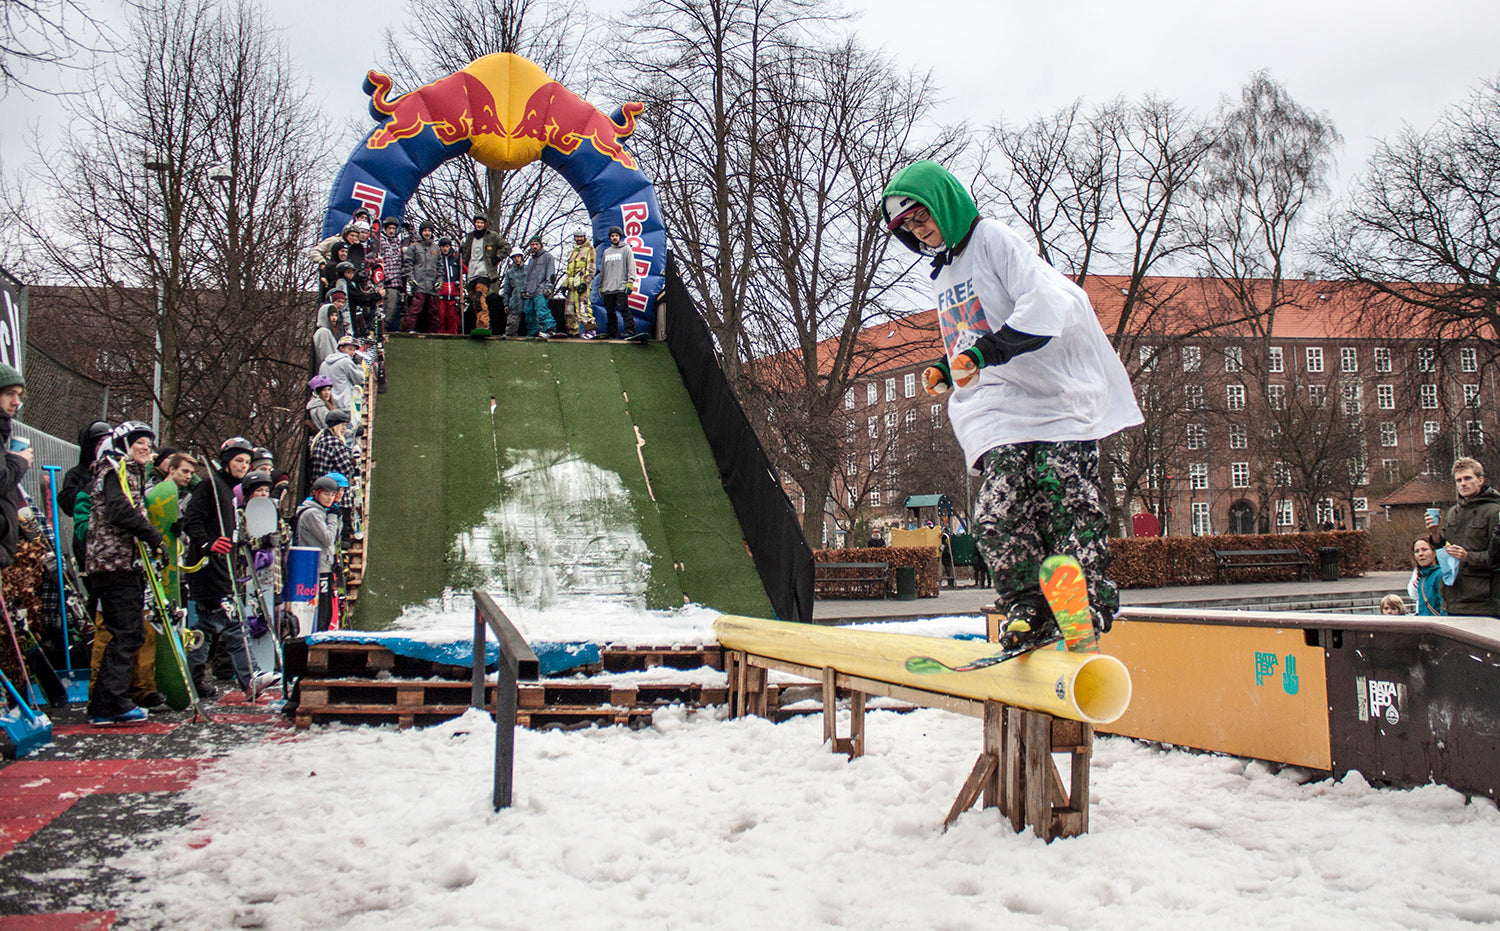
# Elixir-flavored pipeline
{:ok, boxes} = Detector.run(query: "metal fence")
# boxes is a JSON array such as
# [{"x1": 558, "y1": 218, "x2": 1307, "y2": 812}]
[{"x1": 16, "y1": 342, "x2": 108, "y2": 444}]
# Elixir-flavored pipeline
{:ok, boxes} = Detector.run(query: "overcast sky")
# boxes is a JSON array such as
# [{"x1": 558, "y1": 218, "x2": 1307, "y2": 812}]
[{"x1": 3, "y1": 0, "x2": 1497, "y2": 219}]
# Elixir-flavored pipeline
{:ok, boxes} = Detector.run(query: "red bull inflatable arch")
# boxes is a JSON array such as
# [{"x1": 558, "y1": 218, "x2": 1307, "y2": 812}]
[{"x1": 321, "y1": 53, "x2": 666, "y2": 330}]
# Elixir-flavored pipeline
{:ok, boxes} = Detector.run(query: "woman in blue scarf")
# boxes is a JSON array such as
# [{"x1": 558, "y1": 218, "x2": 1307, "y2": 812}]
[{"x1": 1406, "y1": 538, "x2": 1445, "y2": 616}]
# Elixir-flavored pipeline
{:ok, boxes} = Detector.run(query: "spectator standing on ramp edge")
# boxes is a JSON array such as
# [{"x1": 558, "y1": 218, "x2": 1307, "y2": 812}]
[{"x1": 880, "y1": 160, "x2": 1143, "y2": 651}]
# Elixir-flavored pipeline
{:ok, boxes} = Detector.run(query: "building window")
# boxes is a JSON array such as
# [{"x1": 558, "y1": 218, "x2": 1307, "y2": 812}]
[
  {"x1": 866, "y1": 383, "x2": 878, "y2": 405},
  {"x1": 1224, "y1": 346, "x2": 1242, "y2": 373},
  {"x1": 1138, "y1": 346, "x2": 1157, "y2": 372},
  {"x1": 1189, "y1": 463, "x2": 1209, "y2": 490},
  {"x1": 1463, "y1": 384, "x2": 1479, "y2": 407},
  {"x1": 1227, "y1": 385, "x2": 1246, "y2": 411},
  {"x1": 1423, "y1": 421, "x2": 1441, "y2": 446},
  {"x1": 1182, "y1": 346, "x2": 1201, "y2": 372},
  {"x1": 1374, "y1": 347, "x2": 1392, "y2": 373},
  {"x1": 844, "y1": 389, "x2": 854, "y2": 410},
  {"x1": 847, "y1": 488, "x2": 855, "y2": 508},
  {"x1": 844, "y1": 455, "x2": 855, "y2": 475},
  {"x1": 1342, "y1": 382, "x2": 1362, "y2": 415},
  {"x1": 1461, "y1": 347, "x2": 1478, "y2": 373},
  {"x1": 1308, "y1": 385, "x2": 1327, "y2": 409},
  {"x1": 1317, "y1": 498, "x2": 1335, "y2": 526},
  {"x1": 1379, "y1": 422, "x2": 1398, "y2": 447},
  {"x1": 1377, "y1": 384, "x2": 1394, "y2": 410},
  {"x1": 1354, "y1": 497, "x2": 1368, "y2": 513},
  {"x1": 1267, "y1": 384, "x2": 1285, "y2": 410},
  {"x1": 884, "y1": 378, "x2": 896, "y2": 402},
  {"x1": 884, "y1": 411, "x2": 897, "y2": 431},
  {"x1": 1306, "y1": 347, "x2": 1324, "y2": 373},
  {"x1": 930, "y1": 404, "x2": 942, "y2": 428},
  {"x1": 869, "y1": 451, "x2": 879, "y2": 470},
  {"x1": 870, "y1": 487, "x2": 882, "y2": 506},
  {"x1": 1231, "y1": 461, "x2": 1250, "y2": 488},
  {"x1": 1186, "y1": 423, "x2": 1207, "y2": 450},
  {"x1": 903, "y1": 409, "x2": 916, "y2": 428},
  {"x1": 1421, "y1": 384, "x2": 1439, "y2": 409},
  {"x1": 1383, "y1": 459, "x2": 1400, "y2": 484},
  {"x1": 1185, "y1": 385, "x2": 1203, "y2": 410},
  {"x1": 1276, "y1": 500, "x2": 1294, "y2": 526},
  {"x1": 1229, "y1": 424, "x2": 1248, "y2": 449},
  {"x1": 1269, "y1": 347, "x2": 1284, "y2": 373},
  {"x1": 903, "y1": 373, "x2": 916, "y2": 398},
  {"x1": 1467, "y1": 421, "x2": 1484, "y2": 447},
  {"x1": 1272, "y1": 460, "x2": 1292, "y2": 486},
  {"x1": 1417, "y1": 347, "x2": 1435, "y2": 372},
  {"x1": 1191, "y1": 502, "x2": 1211, "y2": 535},
  {"x1": 867, "y1": 416, "x2": 878, "y2": 438},
  {"x1": 1340, "y1": 347, "x2": 1358, "y2": 373}
]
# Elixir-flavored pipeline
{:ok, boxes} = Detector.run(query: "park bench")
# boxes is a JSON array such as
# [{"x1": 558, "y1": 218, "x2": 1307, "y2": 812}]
[
  {"x1": 813, "y1": 561, "x2": 889, "y2": 599},
  {"x1": 1211, "y1": 548, "x2": 1312, "y2": 583}
]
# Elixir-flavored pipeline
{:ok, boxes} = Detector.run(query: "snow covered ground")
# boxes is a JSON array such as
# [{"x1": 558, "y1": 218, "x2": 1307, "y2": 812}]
[{"x1": 118, "y1": 600, "x2": 1500, "y2": 929}]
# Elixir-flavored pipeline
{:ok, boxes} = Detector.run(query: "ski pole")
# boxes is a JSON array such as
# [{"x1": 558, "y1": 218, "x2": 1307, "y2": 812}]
[{"x1": 41, "y1": 466, "x2": 77, "y2": 681}]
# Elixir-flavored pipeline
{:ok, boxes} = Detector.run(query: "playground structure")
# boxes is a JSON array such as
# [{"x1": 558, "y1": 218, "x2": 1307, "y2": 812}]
[{"x1": 715, "y1": 614, "x2": 1132, "y2": 840}]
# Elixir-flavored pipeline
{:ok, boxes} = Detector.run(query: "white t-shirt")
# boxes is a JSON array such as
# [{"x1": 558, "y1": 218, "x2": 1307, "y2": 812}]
[{"x1": 935, "y1": 219, "x2": 1143, "y2": 467}]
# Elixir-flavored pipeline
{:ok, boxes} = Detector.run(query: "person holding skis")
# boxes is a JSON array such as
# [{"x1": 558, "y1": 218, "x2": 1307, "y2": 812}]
[
  {"x1": 594, "y1": 226, "x2": 638, "y2": 340},
  {"x1": 881, "y1": 161, "x2": 1142, "y2": 650},
  {"x1": 180, "y1": 437, "x2": 257, "y2": 697},
  {"x1": 82, "y1": 421, "x2": 163, "y2": 725}
]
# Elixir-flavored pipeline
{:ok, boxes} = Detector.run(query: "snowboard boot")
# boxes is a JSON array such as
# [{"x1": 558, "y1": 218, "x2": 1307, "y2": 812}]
[{"x1": 996, "y1": 595, "x2": 1060, "y2": 653}]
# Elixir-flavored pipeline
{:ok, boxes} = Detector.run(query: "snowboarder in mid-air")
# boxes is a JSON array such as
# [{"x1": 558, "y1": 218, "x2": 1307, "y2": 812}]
[{"x1": 881, "y1": 161, "x2": 1142, "y2": 652}]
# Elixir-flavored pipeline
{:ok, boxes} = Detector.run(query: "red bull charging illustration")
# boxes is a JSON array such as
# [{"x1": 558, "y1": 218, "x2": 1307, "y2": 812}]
[{"x1": 321, "y1": 53, "x2": 666, "y2": 329}]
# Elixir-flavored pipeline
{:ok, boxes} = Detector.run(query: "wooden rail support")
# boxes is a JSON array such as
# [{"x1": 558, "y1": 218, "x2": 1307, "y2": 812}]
[
  {"x1": 821, "y1": 667, "x2": 866, "y2": 758},
  {"x1": 944, "y1": 703, "x2": 1092, "y2": 840}
]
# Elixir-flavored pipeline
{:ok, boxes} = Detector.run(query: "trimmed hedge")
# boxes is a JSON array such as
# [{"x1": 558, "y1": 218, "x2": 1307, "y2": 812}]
[
  {"x1": 1108, "y1": 531, "x2": 1372, "y2": 589},
  {"x1": 813, "y1": 546, "x2": 942, "y2": 598}
]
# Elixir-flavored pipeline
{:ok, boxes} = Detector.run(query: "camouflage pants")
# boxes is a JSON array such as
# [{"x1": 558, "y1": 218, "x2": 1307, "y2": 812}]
[{"x1": 972, "y1": 440, "x2": 1117, "y2": 623}]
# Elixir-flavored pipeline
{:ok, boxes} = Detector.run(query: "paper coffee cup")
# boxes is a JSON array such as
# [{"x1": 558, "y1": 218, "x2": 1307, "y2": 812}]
[{"x1": 1426, "y1": 507, "x2": 1441, "y2": 524}]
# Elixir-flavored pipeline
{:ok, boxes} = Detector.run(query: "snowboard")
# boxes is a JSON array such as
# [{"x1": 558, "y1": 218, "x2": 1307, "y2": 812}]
[
  {"x1": 904, "y1": 554, "x2": 1097, "y2": 676},
  {"x1": 241, "y1": 497, "x2": 282, "y2": 684},
  {"x1": 145, "y1": 480, "x2": 181, "y2": 603}
]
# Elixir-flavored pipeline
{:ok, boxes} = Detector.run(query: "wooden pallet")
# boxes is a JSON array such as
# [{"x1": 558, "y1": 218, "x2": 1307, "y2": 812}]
[
  {"x1": 515, "y1": 706, "x2": 655, "y2": 729},
  {"x1": 518, "y1": 681, "x2": 728, "y2": 709},
  {"x1": 304, "y1": 641, "x2": 395, "y2": 678},
  {"x1": 294, "y1": 704, "x2": 473, "y2": 730},
  {"x1": 598, "y1": 644, "x2": 724, "y2": 673}
]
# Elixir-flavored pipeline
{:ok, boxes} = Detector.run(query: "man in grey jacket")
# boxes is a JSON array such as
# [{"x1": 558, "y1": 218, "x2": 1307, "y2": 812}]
[
  {"x1": 401, "y1": 222, "x2": 441, "y2": 332},
  {"x1": 594, "y1": 226, "x2": 638, "y2": 339},
  {"x1": 318, "y1": 336, "x2": 366, "y2": 412},
  {"x1": 519, "y1": 234, "x2": 558, "y2": 337}
]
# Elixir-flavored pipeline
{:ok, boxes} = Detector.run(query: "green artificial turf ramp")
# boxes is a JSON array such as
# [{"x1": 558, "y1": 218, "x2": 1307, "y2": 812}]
[{"x1": 357, "y1": 336, "x2": 773, "y2": 626}]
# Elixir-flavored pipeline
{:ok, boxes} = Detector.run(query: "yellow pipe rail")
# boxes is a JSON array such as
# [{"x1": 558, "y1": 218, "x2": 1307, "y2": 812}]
[{"x1": 714, "y1": 615, "x2": 1132, "y2": 725}]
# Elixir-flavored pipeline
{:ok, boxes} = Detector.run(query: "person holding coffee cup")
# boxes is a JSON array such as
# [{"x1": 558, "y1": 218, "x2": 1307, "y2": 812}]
[{"x1": 1424, "y1": 457, "x2": 1500, "y2": 617}]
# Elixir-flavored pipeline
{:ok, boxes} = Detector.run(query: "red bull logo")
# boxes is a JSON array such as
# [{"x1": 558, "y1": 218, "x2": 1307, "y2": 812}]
[
  {"x1": 363, "y1": 56, "x2": 642, "y2": 172},
  {"x1": 511, "y1": 83, "x2": 642, "y2": 171}
]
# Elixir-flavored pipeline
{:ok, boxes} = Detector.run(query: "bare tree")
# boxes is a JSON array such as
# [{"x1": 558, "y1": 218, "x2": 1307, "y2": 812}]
[
  {"x1": 610, "y1": 0, "x2": 840, "y2": 384},
  {"x1": 3, "y1": 0, "x2": 326, "y2": 463},
  {"x1": 379, "y1": 0, "x2": 594, "y2": 244},
  {"x1": 1187, "y1": 71, "x2": 1341, "y2": 360},
  {"x1": 0, "y1": 0, "x2": 112, "y2": 94},
  {"x1": 1318, "y1": 76, "x2": 1500, "y2": 341},
  {"x1": 736, "y1": 38, "x2": 963, "y2": 540}
]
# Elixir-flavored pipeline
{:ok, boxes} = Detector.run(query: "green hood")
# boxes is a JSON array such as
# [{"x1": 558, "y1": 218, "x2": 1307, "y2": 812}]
[{"x1": 881, "y1": 161, "x2": 980, "y2": 257}]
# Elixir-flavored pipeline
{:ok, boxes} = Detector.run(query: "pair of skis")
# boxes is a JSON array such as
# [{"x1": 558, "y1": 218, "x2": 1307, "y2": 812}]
[{"x1": 906, "y1": 555, "x2": 1100, "y2": 675}]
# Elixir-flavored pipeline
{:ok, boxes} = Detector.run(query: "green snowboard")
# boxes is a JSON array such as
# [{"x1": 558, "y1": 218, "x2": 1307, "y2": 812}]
[{"x1": 141, "y1": 476, "x2": 199, "y2": 713}]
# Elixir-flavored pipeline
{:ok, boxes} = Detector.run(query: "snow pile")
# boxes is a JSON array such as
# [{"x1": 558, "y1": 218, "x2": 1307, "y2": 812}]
[{"x1": 121, "y1": 706, "x2": 1500, "y2": 929}]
